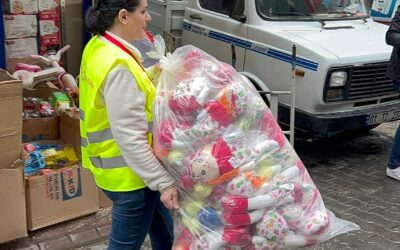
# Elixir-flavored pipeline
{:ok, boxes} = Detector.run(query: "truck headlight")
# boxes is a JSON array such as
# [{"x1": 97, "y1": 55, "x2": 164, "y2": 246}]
[{"x1": 329, "y1": 71, "x2": 347, "y2": 87}]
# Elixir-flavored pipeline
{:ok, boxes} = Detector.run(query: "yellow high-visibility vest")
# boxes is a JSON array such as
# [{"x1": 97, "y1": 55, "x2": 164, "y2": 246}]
[{"x1": 79, "y1": 35, "x2": 155, "y2": 191}]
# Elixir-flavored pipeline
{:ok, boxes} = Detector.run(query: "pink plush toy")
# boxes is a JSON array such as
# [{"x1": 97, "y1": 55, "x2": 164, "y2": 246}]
[
  {"x1": 189, "y1": 138, "x2": 279, "y2": 183},
  {"x1": 169, "y1": 77, "x2": 210, "y2": 118},
  {"x1": 157, "y1": 119, "x2": 190, "y2": 148},
  {"x1": 225, "y1": 165, "x2": 282, "y2": 196},
  {"x1": 222, "y1": 209, "x2": 265, "y2": 226},
  {"x1": 157, "y1": 117, "x2": 220, "y2": 151},
  {"x1": 251, "y1": 210, "x2": 323, "y2": 249},
  {"x1": 252, "y1": 210, "x2": 289, "y2": 250},
  {"x1": 209, "y1": 62, "x2": 236, "y2": 85},
  {"x1": 221, "y1": 183, "x2": 304, "y2": 214},
  {"x1": 190, "y1": 226, "x2": 251, "y2": 250},
  {"x1": 260, "y1": 111, "x2": 287, "y2": 148},
  {"x1": 300, "y1": 210, "x2": 332, "y2": 235},
  {"x1": 198, "y1": 82, "x2": 249, "y2": 129}
]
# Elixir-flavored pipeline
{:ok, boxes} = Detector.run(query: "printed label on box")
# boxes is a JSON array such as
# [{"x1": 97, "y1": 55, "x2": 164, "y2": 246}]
[
  {"x1": 39, "y1": 19, "x2": 61, "y2": 45},
  {"x1": 38, "y1": 0, "x2": 60, "y2": 19},
  {"x1": 5, "y1": 38, "x2": 38, "y2": 59},
  {"x1": 9, "y1": 0, "x2": 38, "y2": 14},
  {"x1": 38, "y1": 0, "x2": 59, "y2": 11},
  {"x1": 3, "y1": 15, "x2": 37, "y2": 39},
  {"x1": 61, "y1": 168, "x2": 82, "y2": 201},
  {"x1": 45, "y1": 172, "x2": 61, "y2": 200}
]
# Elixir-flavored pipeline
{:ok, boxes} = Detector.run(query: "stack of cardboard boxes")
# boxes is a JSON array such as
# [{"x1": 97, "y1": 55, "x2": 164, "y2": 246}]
[
  {"x1": 0, "y1": 69, "x2": 110, "y2": 244},
  {"x1": 0, "y1": 69, "x2": 27, "y2": 243},
  {"x1": 2, "y1": 0, "x2": 62, "y2": 72}
]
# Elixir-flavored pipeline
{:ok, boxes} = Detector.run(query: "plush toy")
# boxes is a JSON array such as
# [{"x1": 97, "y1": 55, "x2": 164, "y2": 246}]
[
  {"x1": 225, "y1": 165, "x2": 282, "y2": 196},
  {"x1": 188, "y1": 137, "x2": 279, "y2": 184},
  {"x1": 300, "y1": 210, "x2": 332, "y2": 235},
  {"x1": 156, "y1": 117, "x2": 218, "y2": 151},
  {"x1": 223, "y1": 209, "x2": 265, "y2": 226},
  {"x1": 190, "y1": 226, "x2": 251, "y2": 250},
  {"x1": 251, "y1": 210, "x2": 324, "y2": 249},
  {"x1": 252, "y1": 210, "x2": 289, "y2": 250},
  {"x1": 198, "y1": 82, "x2": 249, "y2": 129},
  {"x1": 221, "y1": 183, "x2": 304, "y2": 214},
  {"x1": 209, "y1": 62, "x2": 236, "y2": 85},
  {"x1": 198, "y1": 207, "x2": 223, "y2": 230},
  {"x1": 169, "y1": 77, "x2": 210, "y2": 118},
  {"x1": 260, "y1": 111, "x2": 287, "y2": 148},
  {"x1": 173, "y1": 228, "x2": 196, "y2": 250}
]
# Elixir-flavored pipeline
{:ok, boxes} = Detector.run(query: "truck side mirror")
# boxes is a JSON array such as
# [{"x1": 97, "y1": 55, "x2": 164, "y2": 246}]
[{"x1": 228, "y1": 0, "x2": 246, "y2": 23}]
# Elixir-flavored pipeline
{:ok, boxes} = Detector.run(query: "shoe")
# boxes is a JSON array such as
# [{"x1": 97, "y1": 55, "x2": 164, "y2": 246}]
[{"x1": 386, "y1": 167, "x2": 400, "y2": 181}]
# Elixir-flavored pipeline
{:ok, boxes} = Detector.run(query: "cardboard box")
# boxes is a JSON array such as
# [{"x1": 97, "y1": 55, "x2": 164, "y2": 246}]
[
  {"x1": 5, "y1": 37, "x2": 38, "y2": 59},
  {"x1": 22, "y1": 86, "x2": 61, "y2": 142},
  {"x1": 38, "y1": 0, "x2": 60, "y2": 19},
  {"x1": 59, "y1": 111, "x2": 80, "y2": 157},
  {"x1": 25, "y1": 164, "x2": 99, "y2": 230},
  {"x1": 0, "y1": 130, "x2": 22, "y2": 170},
  {"x1": 3, "y1": 14, "x2": 38, "y2": 39},
  {"x1": 0, "y1": 69, "x2": 23, "y2": 169},
  {"x1": 0, "y1": 161, "x2": 28, "y2": 243},
  {"x1": 39, "y1": 18, "x2": 61, "y2": 46},
  {"x1": 3, "y1": 0, "x2": 39, "y2": 14},
  {"x1": 22, "y1": 116, "x2": 59, "y2": 142}
]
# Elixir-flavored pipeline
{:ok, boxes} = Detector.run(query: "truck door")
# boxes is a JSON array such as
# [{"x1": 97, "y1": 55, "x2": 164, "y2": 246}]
[{"x1": 182, "y1": 0, "x2": 248, "y2": 70}]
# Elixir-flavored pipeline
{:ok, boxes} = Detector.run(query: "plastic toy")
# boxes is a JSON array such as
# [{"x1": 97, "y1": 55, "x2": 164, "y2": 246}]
[
  {"x1": 44, "y1": 146, "x2": 79, "y2": 167},
  {"x1": 13, "y1": 45, "x2": 77, "y2": 91},
  {"x1": 25, "y1": 151, "x2": 46, "y2": 175},
  {"x1": 187, "y1": 137, "x2": 279, "y2": 184},
  {"x1": 50, "y1": 91, "x2": 71, "y2": 110}
]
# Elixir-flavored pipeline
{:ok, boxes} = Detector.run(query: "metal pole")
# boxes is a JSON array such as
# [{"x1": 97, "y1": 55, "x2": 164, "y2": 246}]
[{"x1": 290, "y1": 45, "x2": 296, "y2": 146}]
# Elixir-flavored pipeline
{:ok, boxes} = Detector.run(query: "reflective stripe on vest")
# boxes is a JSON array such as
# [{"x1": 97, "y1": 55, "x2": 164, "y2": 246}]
[{"x1": 90, "y1": 156, "x2": 127, "y2": 169}]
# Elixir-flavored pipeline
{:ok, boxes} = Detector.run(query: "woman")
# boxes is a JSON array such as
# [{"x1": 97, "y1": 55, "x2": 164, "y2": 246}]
[{"x1": 80, "y1": 0, "x2": 179, "y2": 249}]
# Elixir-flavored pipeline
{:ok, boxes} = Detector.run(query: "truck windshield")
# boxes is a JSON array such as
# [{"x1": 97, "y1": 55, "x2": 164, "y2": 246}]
[{"x1": 256, "y1": 0, "x2": 368, "y2": 20}]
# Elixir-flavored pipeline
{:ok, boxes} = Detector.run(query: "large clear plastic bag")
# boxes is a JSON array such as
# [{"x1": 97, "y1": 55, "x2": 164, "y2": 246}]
[{"x1": 153, "y1": 44, "x2": 359, "y2": 250}]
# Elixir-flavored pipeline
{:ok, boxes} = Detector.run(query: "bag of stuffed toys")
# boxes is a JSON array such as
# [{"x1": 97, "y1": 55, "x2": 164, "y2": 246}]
[{"x1": 152, "y1": 44, "x2": 360, "y2": 250}]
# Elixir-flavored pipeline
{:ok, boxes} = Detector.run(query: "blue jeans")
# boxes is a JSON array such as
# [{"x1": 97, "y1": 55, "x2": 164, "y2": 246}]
[
  {"x1": 388, "y1": 124, "x2": 400, "y2": 169},
  {"x1": 102, "y1": 188, "x2": 174, "y2": 250},
  {"x1": 388, "y1": 80, "x2": 400, "y2": 169}
]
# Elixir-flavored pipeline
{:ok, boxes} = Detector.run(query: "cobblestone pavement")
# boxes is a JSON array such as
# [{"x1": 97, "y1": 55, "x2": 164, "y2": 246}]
[
  {"x1": 299, "y1": 122, "x2": 400, "y2": 250},
  {"x1": 80, "y1": 122, "x2": 400, "y2": 250},
  {"x1": 2, "y1": 122, "x2": 400, "y2": 250}
]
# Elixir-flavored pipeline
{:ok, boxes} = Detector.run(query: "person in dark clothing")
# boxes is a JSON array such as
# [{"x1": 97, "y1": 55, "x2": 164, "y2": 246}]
[{"x1": 385, "y1": 5, "x2": 400, "y2": 181}]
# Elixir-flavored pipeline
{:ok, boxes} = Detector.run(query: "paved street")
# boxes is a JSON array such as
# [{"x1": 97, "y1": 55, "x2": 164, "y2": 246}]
[
  {"x1": 299, "y1": 122, "x2": 400, "y2": 250},
  {"x1": 80, "y1": 122, "x2": 400, "y2": 250}
]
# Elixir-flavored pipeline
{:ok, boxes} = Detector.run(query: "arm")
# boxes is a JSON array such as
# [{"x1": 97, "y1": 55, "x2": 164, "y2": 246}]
[
  {"x1": 102, "y1": 66, "x2": 174, "y2": 192},
  {"x1": 386, "y1": 6, "x2": 400, "y2": 47}
]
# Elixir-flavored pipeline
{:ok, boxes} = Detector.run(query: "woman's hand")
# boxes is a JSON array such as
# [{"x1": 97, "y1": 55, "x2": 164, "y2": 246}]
[{"x1": 160, "y1": 186, "x2": 179, "y2": 209}]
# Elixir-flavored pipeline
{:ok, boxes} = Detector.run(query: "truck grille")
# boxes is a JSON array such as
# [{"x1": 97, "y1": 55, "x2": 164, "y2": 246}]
[{"x1": 347, "y1": 62, "x2": 395, "y2": 100}]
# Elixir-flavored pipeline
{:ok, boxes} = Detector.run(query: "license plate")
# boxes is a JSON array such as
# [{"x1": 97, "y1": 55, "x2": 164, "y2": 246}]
[{"x1": 366, "y1": 110, "x2": 400, "y2": 125}]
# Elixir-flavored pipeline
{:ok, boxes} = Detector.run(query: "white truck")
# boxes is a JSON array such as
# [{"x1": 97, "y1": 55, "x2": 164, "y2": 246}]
[{"x1": 148, "y1": 0, "x2": 400, "y2": 137}]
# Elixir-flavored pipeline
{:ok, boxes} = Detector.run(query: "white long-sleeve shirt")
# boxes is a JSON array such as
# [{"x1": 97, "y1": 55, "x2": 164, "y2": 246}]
[{"x1": 98, "y1": 31, "x2": 174, "y2": 192}]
